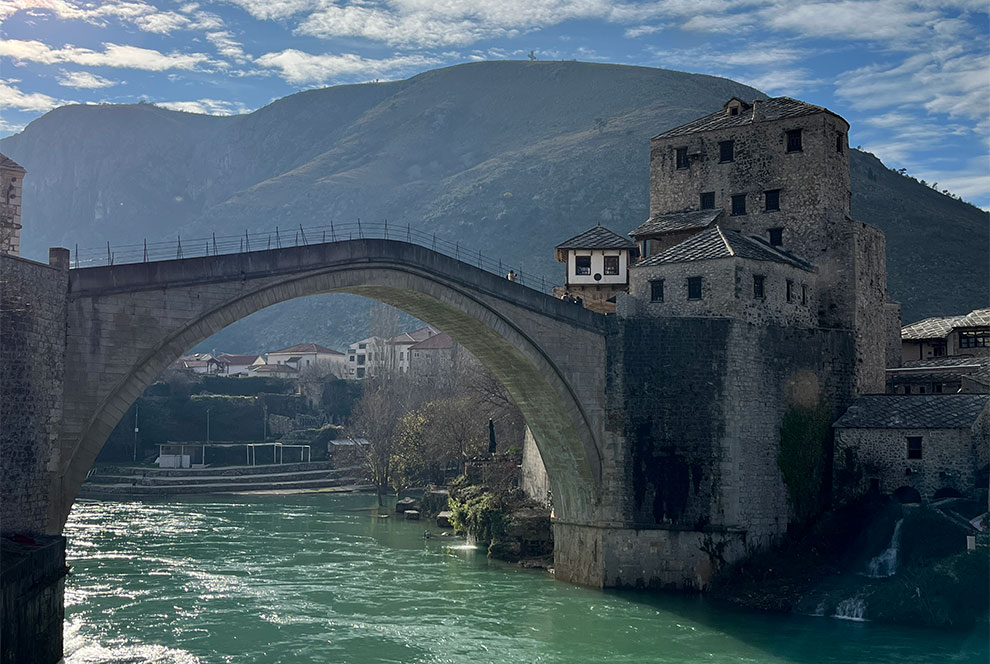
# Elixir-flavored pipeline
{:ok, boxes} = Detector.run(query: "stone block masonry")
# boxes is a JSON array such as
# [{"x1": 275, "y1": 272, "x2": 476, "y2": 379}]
[
  {"x1": 1, "y1": 251, "x2": 68, "y2": 536},
  {"x1": 0, "y1": 536, "x2": 67, "y2": 664}
]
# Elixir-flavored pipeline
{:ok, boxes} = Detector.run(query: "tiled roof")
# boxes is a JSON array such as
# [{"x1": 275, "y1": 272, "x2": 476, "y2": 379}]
[
  {"x1": 0, "y1": 153, "x2": 25, "y2": 173},
  {"x1": 409, "y1": 331, "x2": 454, "y2": 350},
  {"x1": 251, "y1": 363, "x2": 298, "y2": 373},
  {"x1": 216, "y1": 353, "x2": 261, "y2": 365},
  {"x1": 269, "y1": 343, "x2": 342, "y2": 355},
  {"x1": 901, "y1": 308, "x2": 990, "y2": 340},
  {"x1": 653, "y1": 97, "x2": 836, "y2": 139},
  {"x1": 629, "y1": 210, "x2": 721, "y2": 237},
  {"x1": 834, "y1": 394, "x2": 989, "y2": 429},
  {"x1": 555, "y1": 225, "x2": 637, "y2": 251},
  {"x1": 391, "y1": 326, "x2": 441, "y2": 345},
  {"x1": 897, "y1": 356, "x2": 990, "y2": 369},
  {"x1": 635, "y1": 226, "x2": 813, "y2": 271}
]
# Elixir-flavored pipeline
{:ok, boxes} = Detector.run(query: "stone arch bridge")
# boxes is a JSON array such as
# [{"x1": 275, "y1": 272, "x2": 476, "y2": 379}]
[{"x1": 4, "y1": 239, "x2": 634, "y2": 586}]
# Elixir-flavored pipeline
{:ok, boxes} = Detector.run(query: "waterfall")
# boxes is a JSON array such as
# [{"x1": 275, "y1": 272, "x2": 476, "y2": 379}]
[
  {"x1": 833, "y1": 596, "x2": 868, "y2": 621},
  {"x1": 864, "y1": 519, "x2": 904, "y2": 578}
]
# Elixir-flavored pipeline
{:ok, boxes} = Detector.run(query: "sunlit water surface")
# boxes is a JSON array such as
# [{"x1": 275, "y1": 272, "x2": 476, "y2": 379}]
[{"x1": 63, "y1": 495, "x2": 988, "y2": 663}]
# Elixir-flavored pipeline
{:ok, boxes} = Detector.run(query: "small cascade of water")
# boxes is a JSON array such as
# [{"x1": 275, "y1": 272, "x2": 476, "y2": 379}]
[
  {"x1": 833, "y1": 596, "x2": 868, "y2": 622},
  {"x1": 864, "y1": 519, "x2": 904, "y2": 578}
]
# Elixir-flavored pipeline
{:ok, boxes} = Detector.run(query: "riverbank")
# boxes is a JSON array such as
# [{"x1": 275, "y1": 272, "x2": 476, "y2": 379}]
[
  {"x1": 710, "y1": 495, "x2": 989, "y2": 628},
  {"x1": 78, "y1": 461, "x2": 370, "y2": 497}
]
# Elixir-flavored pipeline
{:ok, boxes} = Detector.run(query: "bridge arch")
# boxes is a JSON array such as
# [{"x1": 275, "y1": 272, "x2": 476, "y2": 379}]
[{"x1": 58, "y1": 240, "x2": 607, "y2": 538}]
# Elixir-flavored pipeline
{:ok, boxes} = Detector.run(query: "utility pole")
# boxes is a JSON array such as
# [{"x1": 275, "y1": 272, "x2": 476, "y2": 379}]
[
  {"x1": 133, "y1": 405, "x2": 139, "y2": 463},
  {"x1": 263, "y1": 404, "x2": 268, "y2": 441},
  {"x1": 206, "y1": 408, "x2": 211, "y2": 445}
]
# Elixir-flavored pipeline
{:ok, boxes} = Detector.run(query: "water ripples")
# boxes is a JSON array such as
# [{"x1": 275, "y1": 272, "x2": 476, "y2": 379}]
[{"x1": 64, "y1": 495, "x2": 988, "y2": 664}]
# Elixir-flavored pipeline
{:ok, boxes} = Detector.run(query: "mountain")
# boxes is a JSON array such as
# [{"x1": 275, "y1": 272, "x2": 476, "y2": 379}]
[{"x1": 3, "y1": 61, "x2": 986, "y2": 352}]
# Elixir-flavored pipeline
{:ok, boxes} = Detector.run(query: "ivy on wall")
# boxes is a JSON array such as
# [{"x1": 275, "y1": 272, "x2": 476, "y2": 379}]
[{"x1": 778, "y1": 400, "x2": 832, "y2": 522}]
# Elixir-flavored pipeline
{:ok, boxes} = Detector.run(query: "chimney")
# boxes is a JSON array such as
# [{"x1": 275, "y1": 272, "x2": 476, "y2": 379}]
[{"x1": 751, "y1": 99, "x2": 763, "y2": 122}]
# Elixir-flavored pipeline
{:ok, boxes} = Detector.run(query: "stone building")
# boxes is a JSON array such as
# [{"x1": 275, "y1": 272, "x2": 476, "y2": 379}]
[
  {"x1": 407, "y1": 331, "x2": 457, "y2": 381},
  {"x1": 0, "y1": 153, "x2": 25, "y2": 256},
  {"x1": 900, "y1": 308, "x2": 990, "y2": 363},
  {"x1": 833, "y1": 394, "x2": 990, "y2": 502},
  {"x1": 626, "y1": 96, "x2": 896, "y2": 395},
  {"x1": 556, "y1": 95, "x2": 900, "y2": 568},
  {"x1": 553, "y1": 224, "x2": 637, "y2": 314},
  {"x1": 886, "y1": 356, "x2": 990, "y2": 395}
]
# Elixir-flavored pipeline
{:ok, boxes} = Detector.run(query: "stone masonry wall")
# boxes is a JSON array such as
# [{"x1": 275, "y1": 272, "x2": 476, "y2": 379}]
[
  {"x1": 606, "y1": 315, "x2": 856, "y2": 550},
  {"x1": 627, "y1": 257, "x2": 818, "y2": 328},
  {"x1": 650, "y1": 110, "x2": 851, "y2": 261},
  {"x1": 851, "y1": 221, "x2": 889, "y2": 393},
  {"x1": 0, "y1": 252, "x2": 67, "y2": 535},
  {"x1": 834, "y1": 423, "x2": 987, "y2": 501}
]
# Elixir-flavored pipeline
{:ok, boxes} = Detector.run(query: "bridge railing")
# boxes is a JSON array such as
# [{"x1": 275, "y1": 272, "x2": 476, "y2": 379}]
[{"x1": 70, "y1": 221, "x2": 557, "y2": 295}]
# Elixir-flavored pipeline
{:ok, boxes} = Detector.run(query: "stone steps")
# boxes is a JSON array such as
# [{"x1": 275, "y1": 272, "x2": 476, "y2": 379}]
[
  {"x1": 91, "y1": 467, "x2": 358, "y2": 486},
  {"x1": 77, "y1": 475, "x2": 368, "y2": 497}
]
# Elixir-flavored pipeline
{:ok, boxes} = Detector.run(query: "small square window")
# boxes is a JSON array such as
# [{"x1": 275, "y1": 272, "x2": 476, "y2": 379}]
[
  {"x1": 786, "y1": 280, "x2": 794, "y2": 302},
  {"x1": 575, "y1": 255, "x2": 591, "y2": 276},
  {"x1": 753, "y1": 275, "x2": 765, "y2": 299},
  {"x1": 764, "y1": 189, "x2": 780, "y2": 211},
  {"x1": 931, "y1": 341, "x2": 946, "y2": 357},
  {"x1": 687, "y1": 277, "x2": 703, "y2": 300},
  {"x1": 650, "y1": 279, "x2": 664, "y2": 302},
  {"x1": 768, "y1": 228, "x2": 783, "y2": 246},
  {"x1": 786, "y1": 129, "x2": 803, "y2": 153},
  {"x1": 357, "y1": 356, "x2": 366, "y2": 365},
  {"x1": 729, "y1": 107, "x2": 739, "y2": 116},
  {"x1": 906, "y1": 436, "x2": 922, "y2": 460},
  {"x1": 700, "y1": 192, "x2": 715, "y2": 209},
  {"x1": 603, "y1": 255, "x2": 619, "y2": 275},
  {"x1": 719, "y1": 140, "x2": 734, "y2": 162},
  {"x1": 675, "y1": 147, "x2": 689, "y2": 169},
  {"x1": 357, "y1": 368, "x2": 365, "y2": 378},
  {"x1": 933, "y1": 383, "x2": 943, "y2": 393},
  {"x1": 731, "y1": 194, "x2": 746, "y2": 216}
]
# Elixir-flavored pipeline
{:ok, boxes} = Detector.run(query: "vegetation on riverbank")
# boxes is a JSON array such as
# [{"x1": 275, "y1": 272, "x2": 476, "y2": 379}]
[{"x1": 711, "y1": 494, "x2": 989, "y2": 627}]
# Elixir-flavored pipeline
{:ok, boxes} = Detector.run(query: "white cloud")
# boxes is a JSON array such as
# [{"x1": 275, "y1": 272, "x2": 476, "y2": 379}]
[
  {"x1": 56, "y1": 69, "x2": 119, "y2": 88},
  {"x1": 651, "y1": 45, "x2": 807, "y2": 70},
  {"x1": 0, "y1": 81, "x2": 62, "y2": 111},
  {"x1": 1, "y1": 1, "x2": 223, "y2": 33},
  {"x1": 0, "y1": 39, "x2": 215, "y2": 71},
  {"x1": 835, "y1": 48, "x2": 989, "y2": 122},
  {"x1": 206, "y1": 30, "x2": 252, "y2": 64},
  {"x1": 255, "y1": 49, "x2": 441, "y2": 85},
  {"x1": 739, "y1": 68, "x2": 819, "y2": 94},
  {"x1": 681, "y1": 13, "x2": 754, "y2": 34},
  {"x1": 224, "y1": 0, "x2": 319, "y2": 21},
  {"x1": 624, "y1": 24, "x2": 663, "y2": 38},
  {"x1": 155, "y1": 98, "x2": 250, "y2": 115}
]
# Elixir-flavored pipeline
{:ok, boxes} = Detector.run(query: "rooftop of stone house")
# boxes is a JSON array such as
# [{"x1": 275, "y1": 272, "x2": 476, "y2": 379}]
[
  {"x1": 556, "y1": 224, "x2": 638, "y2": 251},
  {"x1": 834, "y1": 394, "x2": 990, "y2": 429},
  {"x1": 653, "y1": 97, "x2": 842, "y2": 140},
  {"x1": 901, "y1": 308, "x2": 990, "y2": 340},
  {"x1": 409, "y1": 331, "x2": 454, "y2": 350},
  {"x1": 269, "y1": 343, "x2": 342, "y2": 355},
  {"x1": 892, "y1": 356, "x2": 990, "y2": 370},
  {"x1": 0, "y1": 152, "x2": 25, "y2": 173},
  {"x1": 634, "y1": 225, "x2": 813, "y2": 271},
  {"x1": 629, "y1": 210, "x2": 722, "y2": 238}
]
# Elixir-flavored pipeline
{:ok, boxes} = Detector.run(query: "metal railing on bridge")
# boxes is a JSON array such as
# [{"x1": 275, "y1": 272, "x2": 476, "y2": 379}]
[{"x1": 70, "y1": 221, "x2": 556, "y2": 295}]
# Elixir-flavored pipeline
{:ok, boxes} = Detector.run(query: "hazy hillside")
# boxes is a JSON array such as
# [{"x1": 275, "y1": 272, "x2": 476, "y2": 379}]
[{"x1": 3, "y1": 61, "x2": 986, "y2": 352}]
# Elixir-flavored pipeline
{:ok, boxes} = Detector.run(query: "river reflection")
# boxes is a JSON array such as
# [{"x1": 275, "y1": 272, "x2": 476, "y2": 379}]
[{"x1": 63, "y1": 494, "x2": 988, "y2": 664}]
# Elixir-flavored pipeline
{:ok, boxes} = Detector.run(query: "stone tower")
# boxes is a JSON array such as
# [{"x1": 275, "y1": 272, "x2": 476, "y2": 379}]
[
  {"x1": 634, "y1": 97, "x2": 894, "y2": 393},
  {"x1": 0, "y1": 153, "x2": 26, "y2": 257}
]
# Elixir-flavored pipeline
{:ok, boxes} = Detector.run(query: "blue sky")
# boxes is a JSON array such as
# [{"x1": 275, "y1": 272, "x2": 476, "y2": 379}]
[{"x1": 1, "y1": 0, "x2": 988, "y2": 207}]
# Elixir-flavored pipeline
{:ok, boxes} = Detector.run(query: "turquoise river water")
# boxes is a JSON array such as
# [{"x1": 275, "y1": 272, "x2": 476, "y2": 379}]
[{"x1": 63, "y1": 494, "x2": 988, "y2": 663}]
